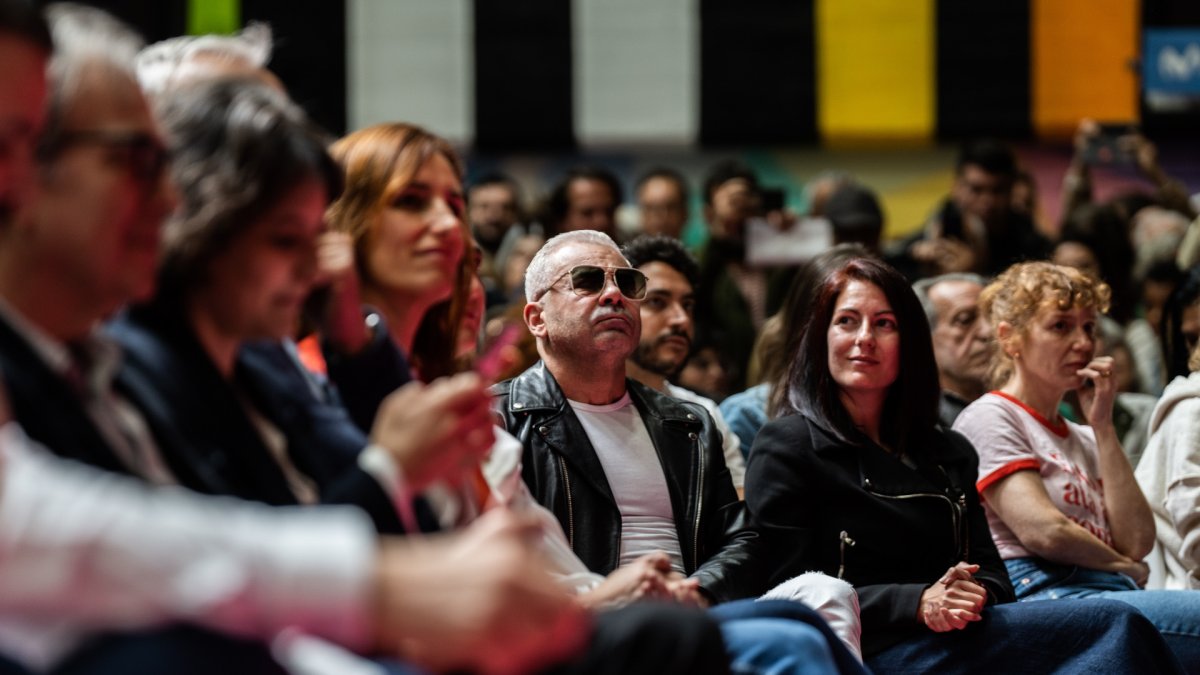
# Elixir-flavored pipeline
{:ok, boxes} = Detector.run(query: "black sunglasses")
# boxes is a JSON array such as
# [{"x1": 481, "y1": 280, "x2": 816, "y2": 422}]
[
  {"x1": 543, "y1": 265, "x2": 648, "y2": 301},
  {"x1": 39, "y1": 130, "x2": 170, "y2": 184}
]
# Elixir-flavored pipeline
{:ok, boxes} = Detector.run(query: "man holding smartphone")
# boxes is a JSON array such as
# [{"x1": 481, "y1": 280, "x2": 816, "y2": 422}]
[{"x1": 897, "y1": 140, "x2": 1051, "y2": 280}]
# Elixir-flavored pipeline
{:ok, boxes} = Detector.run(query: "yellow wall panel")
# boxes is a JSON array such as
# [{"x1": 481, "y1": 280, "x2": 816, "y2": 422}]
[
  {"x1": 1032, "y1": 0, "x2": 1139, "y2": 139},
  {"x1": 817, "y1": 0, "x2": 935, "y2": 143}
]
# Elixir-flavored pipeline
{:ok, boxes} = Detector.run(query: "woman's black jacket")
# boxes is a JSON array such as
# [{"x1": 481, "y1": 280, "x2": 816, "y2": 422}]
[{"x1": 745, "y1": 411, "x2": 1015, "y2": 656}]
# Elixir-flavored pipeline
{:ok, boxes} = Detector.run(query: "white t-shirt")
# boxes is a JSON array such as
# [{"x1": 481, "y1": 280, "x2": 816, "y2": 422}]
[
  {"x1": 568, "y1": 393, "x2": 685, "y2": 574},
  {"x1": 953, "y1": 391, "x2": 1113, "y2": 559},
  {"x1": 666, "y1": 383, "x2": 745, "y2": 490}
]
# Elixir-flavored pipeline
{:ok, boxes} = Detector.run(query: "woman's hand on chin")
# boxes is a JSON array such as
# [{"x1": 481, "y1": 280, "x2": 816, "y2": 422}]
[{"x1": 1076, "y1": 355, "x2": 1117, "y2": 429}]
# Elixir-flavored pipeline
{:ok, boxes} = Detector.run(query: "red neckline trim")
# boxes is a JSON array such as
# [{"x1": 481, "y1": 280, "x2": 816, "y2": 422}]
[{"x1": 989, "y1": 390, "x2": 1070, "y2": 438}]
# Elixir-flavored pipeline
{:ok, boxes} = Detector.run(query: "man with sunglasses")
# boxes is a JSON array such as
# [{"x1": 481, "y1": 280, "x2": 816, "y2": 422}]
[
  {"x1": 494, "y1": 231, "x2": 864, "y2": 675},
  {"x1": 499, "y1": 230, "x2": 755, "y2": 605}
]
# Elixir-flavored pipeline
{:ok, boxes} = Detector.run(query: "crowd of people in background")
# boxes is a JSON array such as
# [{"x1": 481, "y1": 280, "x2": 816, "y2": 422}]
[{"x1": 4, "y1": 1, "x2": 1200, "y2": 674}]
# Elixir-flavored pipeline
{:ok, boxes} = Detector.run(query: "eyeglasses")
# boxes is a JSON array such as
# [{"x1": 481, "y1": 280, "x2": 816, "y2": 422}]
[
  {"x1": 540, "y1": 265, "x2": 648, "y2": 301},
  {"x1": 38, "y1": 130, "x2": 170, "y2": 184}
]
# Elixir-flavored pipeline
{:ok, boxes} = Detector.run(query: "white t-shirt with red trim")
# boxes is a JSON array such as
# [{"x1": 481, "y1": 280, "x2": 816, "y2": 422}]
[{"x1": 952, "y1": 391, "x2": 1113, "y2": 559}]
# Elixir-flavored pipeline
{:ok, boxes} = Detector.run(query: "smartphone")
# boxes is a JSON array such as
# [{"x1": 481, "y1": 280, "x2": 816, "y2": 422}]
[
  {"x1": 1083, "y1": 123, "x2": 1138, "y2": 165},
  {"x1": 761, "y1": 187, "x2": 786, "y2": 213},
  {"x1": 475, "y1": 323, "x2": 524, "y2": 383}
]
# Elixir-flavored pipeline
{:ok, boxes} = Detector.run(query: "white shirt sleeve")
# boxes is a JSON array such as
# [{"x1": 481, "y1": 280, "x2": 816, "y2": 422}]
[{"x1": 0, "y1": 422, "x2": 376, "y2": 664}]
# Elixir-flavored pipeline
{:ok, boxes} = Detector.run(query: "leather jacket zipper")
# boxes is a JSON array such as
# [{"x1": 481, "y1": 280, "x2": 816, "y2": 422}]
[
  {"x1": 934, "y1": 465, "x2": 971, "y2": 561},
  {"x1": 556, "y1": 454, "x2": 575, "y2": 548},
  {"x1": 838, "y1": 530, "x2": 856, "y2": 579},
  {"x1": 864, "y1": 483, "x2": 962, "y2": 559},
  {"x1": 957, "y1": 492, "x2": 968, "y2": 559},
  {"x1": 690, "y1": 431, "x2": 703, "y2": 571}
]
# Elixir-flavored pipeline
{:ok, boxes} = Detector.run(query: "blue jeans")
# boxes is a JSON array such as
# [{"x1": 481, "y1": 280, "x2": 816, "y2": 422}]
[
  {"x1": 1008, "y1": 557, "x2": 1200, "y2": 673},
  {"x1": 867, "y1": 598, "x2": 1183, "y2": 674},
  {"x1": 710, "y1": 599, "x2": 867, "y2": 675}
]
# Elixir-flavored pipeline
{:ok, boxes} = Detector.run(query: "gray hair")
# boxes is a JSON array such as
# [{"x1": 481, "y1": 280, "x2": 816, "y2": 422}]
[
  {"x1": 136, "y1": 22, "x2": 273, "y2": 98},
  {"x1": 524, "y1": 230, "x2": 624, "y2": 301},
  {"x1": 912, "y1": 273, "x2": 988, "y2": 328},
  {"x1": 41, "y1": 4, "x2": 144, "y2": 141}
]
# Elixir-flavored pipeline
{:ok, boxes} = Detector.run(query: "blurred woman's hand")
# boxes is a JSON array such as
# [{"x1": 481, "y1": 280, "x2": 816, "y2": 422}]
[{"x1": 315, "y1": 231, "x2": 371, "y2": 353}]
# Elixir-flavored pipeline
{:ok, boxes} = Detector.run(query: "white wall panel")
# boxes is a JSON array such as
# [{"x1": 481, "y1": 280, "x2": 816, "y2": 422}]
[
  {"x1": 347, "y1": 0, "x2": 472, "y2": 143},
  {"x1": 574, "y1": 0, "x2": 697, "y2": 145}
]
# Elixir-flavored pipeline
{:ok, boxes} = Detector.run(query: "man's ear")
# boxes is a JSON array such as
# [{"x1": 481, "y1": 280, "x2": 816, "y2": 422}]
[{"x1": 525, "y1": 301, "x2": 547, "y2": 339}]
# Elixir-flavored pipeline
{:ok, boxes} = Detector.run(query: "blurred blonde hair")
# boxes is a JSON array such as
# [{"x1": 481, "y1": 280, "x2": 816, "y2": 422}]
[{"x1": 980, "y1": 261, "x2": 1111, "y2": 388}]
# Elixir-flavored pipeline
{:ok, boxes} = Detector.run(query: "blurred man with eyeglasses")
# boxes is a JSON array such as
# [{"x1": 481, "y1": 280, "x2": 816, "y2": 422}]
[
  {"x1": 0, "y1": 4, "x2": 174, "y2": 334},
  {"x1": 492, "y1": 230, "x2": 865, "y2": 675}
]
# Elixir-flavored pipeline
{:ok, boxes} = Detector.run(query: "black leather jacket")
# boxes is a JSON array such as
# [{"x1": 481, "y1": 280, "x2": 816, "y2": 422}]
[
  {"x1": 492, "y1": 361, "x2": 765, "y2": 603},
  {"x1": 747, "y1": 412, "x2": 1016, "y2": 656}
]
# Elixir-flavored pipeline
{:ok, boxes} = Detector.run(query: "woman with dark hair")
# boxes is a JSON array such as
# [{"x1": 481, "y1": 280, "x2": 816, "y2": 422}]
[
  {"x1": 107, "y1": 79, "x2": 494, "y2": 522},
  {"x1": 719, "y1": 244, "x2": 869, "y2": 454},
  {"x1": 1161, "y1": 264, "x2": 1200, "y2": 383},
  {"x1": 747, "y1": 257, "x2": 1182, "y2": 672},
  {"x1": 953, "y1": 261, "x2": 1200, "y2": 670}
]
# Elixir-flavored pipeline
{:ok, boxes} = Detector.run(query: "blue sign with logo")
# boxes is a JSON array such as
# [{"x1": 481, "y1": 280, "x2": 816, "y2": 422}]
[{"x1": 1145, "y1": 29, "x2": 1200, "y2": 94}]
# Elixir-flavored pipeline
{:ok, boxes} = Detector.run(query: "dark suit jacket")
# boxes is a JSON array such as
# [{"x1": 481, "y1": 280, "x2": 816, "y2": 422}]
[
  {"x1": 694, "y1": 239, "x2": 796, "y2": 389},
  {"x1": 103, "y1": 305, "x2": 404, "y2": 531},
  {"x1": 0, "y1": 311, "x2": 218, "y2": 490}
]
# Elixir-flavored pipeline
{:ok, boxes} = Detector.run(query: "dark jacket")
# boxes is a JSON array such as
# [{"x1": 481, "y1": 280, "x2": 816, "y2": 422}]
[
  {"x1": 0, "y1": 311, "x2": 219, "y2": 490},
  {"x1": 694, "y1": 239, "x2": 795, "y2": 389},
  {"x1": 105, "y1": 305, "x2": 404, "y2": 532},
  {"x1": 492, "y1": 361, "x2": 765, "y2": 603},
  {"x1": 746, "y1": 412, "x2": 1015, "y2": 656}
]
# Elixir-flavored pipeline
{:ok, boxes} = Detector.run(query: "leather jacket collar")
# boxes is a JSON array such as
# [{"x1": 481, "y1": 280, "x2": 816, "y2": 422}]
[{"x1": 502, "y1": 360, "x2": 703, "y2": 427}]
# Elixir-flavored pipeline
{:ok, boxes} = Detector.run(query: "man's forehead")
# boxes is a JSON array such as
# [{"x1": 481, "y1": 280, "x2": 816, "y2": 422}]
[
  {"x1": 62, "y1": 65, "x2": 154, "y2": 132},
  {"x1": 715, "y1": 178, "x2": 753, "y2": 195},
  {"x1": 641, "y1": 176, "x2": 683, "y2": 199},
  {"x1": 958, "y1": 165, "x2": 1008, "y2": 185},
  {"x1": 472, "y1": 183, "x2": 513, "y2": 200},
  {"x1": 549, "y1": 242, "x2": 627, "y2": 271},
  {"x1": 931, "y1": 279, "x2": 982, "y2": 306},
  {"x1": 641, "y1": 261, "x2": 693, "y2": 294}
]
